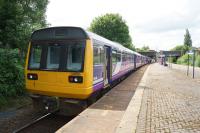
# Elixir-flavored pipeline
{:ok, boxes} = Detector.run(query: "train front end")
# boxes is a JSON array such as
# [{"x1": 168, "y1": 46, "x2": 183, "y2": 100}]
[{"x1": 25, "y1": 27, "x2": 93, "y2": 114}]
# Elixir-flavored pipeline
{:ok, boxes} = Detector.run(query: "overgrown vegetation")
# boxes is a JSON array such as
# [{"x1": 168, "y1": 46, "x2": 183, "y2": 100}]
[
  {"x1": 0, "y1": 49, "x2": 25, "y2": 107},
  {"x1": 177, "y1": 54, "x2": 191, "y2": 65},
  {"x1": 195, "y1": 54, "x2": 200, "y2": 67},
  {"x1": 0, "y1": 0, "x2": 49, "y2": 52},
  {"x1": 177, "y1": 53, "x2": 200, "y2": 67},
  {"x1": 0, "y1": 0, "x2": 49, "y2": 109}
]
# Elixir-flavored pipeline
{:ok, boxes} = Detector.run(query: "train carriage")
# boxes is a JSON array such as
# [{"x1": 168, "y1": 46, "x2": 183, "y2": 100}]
[{"x1": 25, "y1": 27, "x2": 150, "y2": 114}]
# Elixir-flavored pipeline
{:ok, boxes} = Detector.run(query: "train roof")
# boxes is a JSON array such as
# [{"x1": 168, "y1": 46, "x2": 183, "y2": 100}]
[
  {"x1": 31, "y1": 26, "x2": 89, "y2": 41},
  {"x1": 31, "y1": 26, "x2": 147, "y2": 57},
  {"x1": 86, "y1": 31, "x2": 134, "y2": 54}
]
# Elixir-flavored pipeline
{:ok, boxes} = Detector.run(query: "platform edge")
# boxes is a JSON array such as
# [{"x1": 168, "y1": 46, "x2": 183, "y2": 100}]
[{"x1": 115, "y1": 65, "x2": 150, "y2": 133}]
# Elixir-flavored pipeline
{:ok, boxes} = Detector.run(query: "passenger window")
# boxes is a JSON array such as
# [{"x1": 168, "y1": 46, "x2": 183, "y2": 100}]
[
  {"x1": 112, "y1": 50, "x2": 117, "y2": 64},
  {"x1": 116, "y1": 52, "x2": 121, "y2": 62},
  {"x1": 29, "y1": 45, "x2": 42, "y2": 69},
  {"x1": 100, "y1": 48, "x2": 104, "y2": 63},
  {"x1": 46, "y1": 45, "x2": 60, "y2": 69},
  {"x1": 122, "y1": 54, "x2": 125, "y2": 62},
  {"x1": 93, "y1": 46, "x2": 104, "y2": 65}
]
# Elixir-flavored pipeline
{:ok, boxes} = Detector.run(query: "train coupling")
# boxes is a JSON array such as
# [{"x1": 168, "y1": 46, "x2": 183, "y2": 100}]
[{"x1": 43, "y1": 97, "x2": 59, "y2": 113}]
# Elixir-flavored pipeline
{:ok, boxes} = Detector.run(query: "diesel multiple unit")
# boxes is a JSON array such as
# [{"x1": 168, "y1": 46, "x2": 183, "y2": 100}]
[{"x1": 25, "y1": 27, "x2": 150, "y2": 114}]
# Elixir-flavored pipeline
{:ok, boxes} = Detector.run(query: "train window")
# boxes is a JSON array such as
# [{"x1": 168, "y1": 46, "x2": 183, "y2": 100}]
[
  {"x1": 100, "y1": 48, "x2": 104, "y2": 63},
  {"x1": 46, "y1": 45, "x2": 61, "y2": 69},
  {"x1": 116, "y1": 52, "x2": 121, "y2": 62},
  {"x1": 29, "y1": 45, "x2": 42, "y2": 69},
  {"x1": 66, "y1": 44, "x2": 84, "y2": 71},
  {"x1": 132, "y1": 55, "x2": 134, "y2": 63},
  {"x1": 93, "y1": 46, "x2": 104, "y2": 65},
  {"x1": 123, "y1": 53, "x2": 128, "y2": 62},
  {"x1": 112, "y1": 50, "x2": 117, "y2": 64},
  {"x1": 93, "y1": 47, "x2": 100, "y2": 65},
  {"x1": 129, "y1": 54, "x2": 132, "y2": 62},
  {"x1": 122, "y1": 54, "x2": 125, "y2": 62}
]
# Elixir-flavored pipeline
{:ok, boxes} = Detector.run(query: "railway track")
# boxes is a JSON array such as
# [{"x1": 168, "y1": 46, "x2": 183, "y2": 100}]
[{"x1": 13, "y1": 111, "x2": 74, "y2": 133}]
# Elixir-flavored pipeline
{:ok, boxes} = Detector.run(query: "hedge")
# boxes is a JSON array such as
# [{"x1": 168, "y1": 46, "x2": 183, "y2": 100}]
[
  {"x1": 177, "y1": 53, "x2": 200, "y2": 67},
  {"x1": 0, "y1": 48, "x2": 25, "y2": 105}
]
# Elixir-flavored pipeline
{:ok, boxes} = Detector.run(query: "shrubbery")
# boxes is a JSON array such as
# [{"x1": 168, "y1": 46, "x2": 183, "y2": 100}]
[
  {"x1": 195, "y1": 55, "x2": 200, "y2": 67},
  {"x1": 0, "y1": 48, "x2": 25, "y2": 105},
  {"x1": 177, "y1": 54, "x2": 190, "y2": 65},
  {"x1": 177, "y1": 53, "x2": 200, "y2": 67}
]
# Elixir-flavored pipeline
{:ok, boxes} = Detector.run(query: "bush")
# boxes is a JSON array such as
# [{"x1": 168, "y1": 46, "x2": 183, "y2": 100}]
[
  {"x1": 177, "y1": 53, "x2": 200, "y2": 67},
  {"x1": 168, "y1": 57, "x2": 177, "y2": 63},
  {"x1": 177, "y1": 54, "x2": 190, "y2": 65},
  {"x1": 0, "y1": 48, "x2": 25, "y2": 101},
  {"x1": 195, "y1": 55, "x2": 200, "y2": 67}
]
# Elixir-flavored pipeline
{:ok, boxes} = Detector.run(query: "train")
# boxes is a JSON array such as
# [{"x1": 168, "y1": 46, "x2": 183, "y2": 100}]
[{"x1": 25, "y1": 27, "x2": 151, "y2": 115}]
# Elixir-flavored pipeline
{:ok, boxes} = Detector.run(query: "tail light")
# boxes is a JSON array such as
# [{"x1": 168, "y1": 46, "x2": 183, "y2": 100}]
[
  {"x1": 69, "y1": 76, "x2": 83, "y2": 83},
  {"x1": 27, "y1": 73, "x2": 38, "y2": 80}
]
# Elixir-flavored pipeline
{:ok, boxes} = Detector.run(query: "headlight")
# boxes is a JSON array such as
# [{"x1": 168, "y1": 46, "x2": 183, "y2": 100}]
[
  {"x1": 27, "y1": 73, "x2": 38, "y2": 80},
  {"x1": 68, "y1": 76, "x2": 83, "y2": 83}
]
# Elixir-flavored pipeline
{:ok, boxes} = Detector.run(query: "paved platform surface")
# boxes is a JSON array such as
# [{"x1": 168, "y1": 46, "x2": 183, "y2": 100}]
[
  {"x1": 56, "y1": 66, "x2": 147, "y2": 133},
  {"x1": 136, "y1": 63, "x2": 200, "y2": 133},
  {"x1": 169, "y1": 63, "x2": 200, "y2": 81}
]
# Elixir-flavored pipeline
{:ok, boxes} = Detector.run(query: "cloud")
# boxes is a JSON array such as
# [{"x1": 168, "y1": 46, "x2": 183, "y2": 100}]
[
  {"x1": 136, "y1": 16, "x2": 200, "y2": 33},
  {"x1": 47, "y1": 0, "x2": 200, "y2": 50},
  {"x1": 135, "y1": 1, "x2": 200, "y2": 33}
]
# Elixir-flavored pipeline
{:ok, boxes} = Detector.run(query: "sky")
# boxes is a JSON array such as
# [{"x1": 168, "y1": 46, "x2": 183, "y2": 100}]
[{"x1": 46, "y1": 0, "x2": 200, "y2": 51}]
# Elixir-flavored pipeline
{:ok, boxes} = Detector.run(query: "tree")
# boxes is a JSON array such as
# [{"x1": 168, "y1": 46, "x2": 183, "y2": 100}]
[
  {"x1": 170, "y1": 44, "x2": 188, "y2": 54},
  {"x1": 89, "y1": 13, "x2": 134, "y2": 49},
  {"x1": 141, "y1": 45, "x2": 150, "y2": 52},
  {"x1": 136, "y1": 45, "x2": 150, "y2": 52},
  {"x1": 171, "y1": 45, "x2": 185, "y2": 51},
  {"x1": 0, "y1": 0, "x2": 49, "y2": 52},
  {"x1": 184, "y1": 29, "x2": 192, "y2": 48}
]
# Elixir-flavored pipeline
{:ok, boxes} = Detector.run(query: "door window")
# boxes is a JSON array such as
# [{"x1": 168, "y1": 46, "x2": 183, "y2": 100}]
[{"x1": 93, "y1": 46, "x2": 104, "y2": 65}]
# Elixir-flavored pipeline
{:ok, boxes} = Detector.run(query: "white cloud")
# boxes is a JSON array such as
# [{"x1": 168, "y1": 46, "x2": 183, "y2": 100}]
[{"x1": 46, "y1": 0, "x2": 200, "y2": 50}]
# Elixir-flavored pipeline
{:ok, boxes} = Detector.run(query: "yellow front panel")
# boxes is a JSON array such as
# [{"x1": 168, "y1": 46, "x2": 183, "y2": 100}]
[{"x1": 25, "y1": 39, "x2": 93, "y2": 99}]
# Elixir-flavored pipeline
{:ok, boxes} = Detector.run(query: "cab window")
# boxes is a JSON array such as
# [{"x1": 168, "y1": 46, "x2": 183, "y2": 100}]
[
  {"x1": 46, "y1": 45, "x2": 61, "y2": 69},
  {"x1": 66, "y1": 44, "x2": 85, "y2": 71},
  {"x1": 29, "y1": 45, "x2": 42, "y2": 69}
]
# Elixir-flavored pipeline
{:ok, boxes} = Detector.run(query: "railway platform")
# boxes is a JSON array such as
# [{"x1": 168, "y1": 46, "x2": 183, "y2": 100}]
[
  {"x1": 57, "y1": 63, "x2": 200, "y2": 133},
  {"x1": 168, "y1": 63, "x2": 200, "y2": 80}
]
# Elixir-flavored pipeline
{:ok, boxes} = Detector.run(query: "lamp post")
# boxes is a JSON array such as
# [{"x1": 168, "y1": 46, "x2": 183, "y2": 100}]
[
  {"x1": 187, "y1": 50, "x2": 195, "y2": 78},
  {"x1": 170, "y1": 54, "x2": 172, "y2": 68},
  {"x1": 187, "y1": 53, "x2": 189, "y2": 76},
  {"x1": 192, "y1": 50, "x2": 195, "y2": 79}
]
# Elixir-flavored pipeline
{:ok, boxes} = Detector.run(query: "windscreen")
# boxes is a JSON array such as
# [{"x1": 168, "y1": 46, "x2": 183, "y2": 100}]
[
  {"x1": 46, "y1": 44, "x2": 61, "y2": 69},
  {"x1": 28, "y1": 41, "x2": 85, "y2": 72},
  {"x1": 29, "y1": 44, "x2": 42, "y2": 69},
  {"x1": 66, "y1": 44, "x2": 84, "y2": 71}
]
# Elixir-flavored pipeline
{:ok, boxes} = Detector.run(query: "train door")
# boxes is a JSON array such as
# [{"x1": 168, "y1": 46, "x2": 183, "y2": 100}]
[
  {"x1": 134, "y1": 54, "x2": 136, "y2": 69},
  {"x1": 103, "y1": 46, "x2": 111, "y2": 86}
]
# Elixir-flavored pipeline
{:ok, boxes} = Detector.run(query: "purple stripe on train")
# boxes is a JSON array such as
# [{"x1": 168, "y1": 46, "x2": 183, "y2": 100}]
[
  {"x1": 112, "y1": 67, "x2": 134, "y2": 81},
  {"x1": 93, "y1": 65, "x2": 104, "y2": 80},
  {"x1": 93, "y1": 81, "x2": 104, "y2": 91}
]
